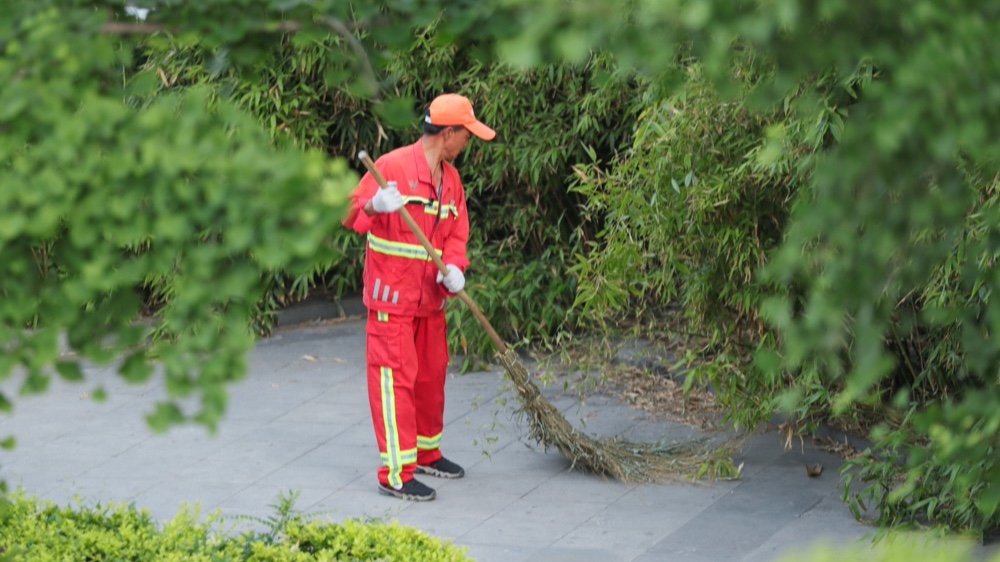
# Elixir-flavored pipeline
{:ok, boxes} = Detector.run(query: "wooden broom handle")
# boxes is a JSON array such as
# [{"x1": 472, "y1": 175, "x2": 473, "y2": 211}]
[{"x1": 357, "y1": 151, "x2": 508, "y2": 353}]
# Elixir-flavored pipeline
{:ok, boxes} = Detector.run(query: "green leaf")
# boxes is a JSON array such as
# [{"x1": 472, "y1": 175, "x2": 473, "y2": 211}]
[
  {"x1": 323, "y1": 66, "x2": 351, "y2": 88},
  {"x1": 120, "y1": 352, "x2": 154, "y2": 385},
  {"x1": 372, "y1": 96, "x2": 417, "y2": 128},
  {"x1": 55, "y1": 361, "x2": 84, "y2": 383},
  {"x1": 21, "y1": 371, "x2": 50, "y2": 395},
  {"x1": 146, "y1": 402, "x2": 185, "y2": 433},
  {"x1": 125, "y1": 69, "x2": 162, "y2": 99}
]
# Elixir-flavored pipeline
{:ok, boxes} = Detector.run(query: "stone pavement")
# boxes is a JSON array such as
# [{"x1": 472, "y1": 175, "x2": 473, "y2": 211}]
[{"x1": 0, "y1": 302, "x2": 991, "y2": 561}]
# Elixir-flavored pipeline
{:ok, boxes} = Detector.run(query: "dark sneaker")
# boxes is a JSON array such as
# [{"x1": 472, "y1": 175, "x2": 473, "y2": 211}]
[
  {"x1": 377, "y1": 478, "x2": 436, "y2": 501},
  {"x1": 416, "y1": 457, "x2": 465, "y2": 479}
]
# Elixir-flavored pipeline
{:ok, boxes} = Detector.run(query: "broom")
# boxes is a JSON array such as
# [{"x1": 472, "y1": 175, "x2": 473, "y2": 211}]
[{"x1": 358, "y1": 150, "x2": 725, "y2": 483}]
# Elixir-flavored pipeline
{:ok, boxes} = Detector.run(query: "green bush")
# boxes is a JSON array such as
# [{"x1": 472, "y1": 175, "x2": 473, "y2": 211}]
[
  {"x1": 0, "y1": 3, "x2": 356, "y2": 432},
  {"x1": 567, "y1": 57, "x2": 852, "y2": 429},
  {"x1": 479, "y1": 0, "x2": 1000, "y2": 538},
  {"x1": 566, "y1": 29, "x2": 1000, "y2": 534},
  {"x1": 0, "y1": 492, "x2": 470, "y2": 562}
]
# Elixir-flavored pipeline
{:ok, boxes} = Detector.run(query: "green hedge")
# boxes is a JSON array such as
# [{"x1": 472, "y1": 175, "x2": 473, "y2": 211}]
[{"x1": 0, "y1": 492, "x2": 471, "y2": 562}]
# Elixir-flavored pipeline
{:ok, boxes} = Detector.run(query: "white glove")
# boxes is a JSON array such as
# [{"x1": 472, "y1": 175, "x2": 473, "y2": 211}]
[
  {"x1": 371, "y1": 181, "x2": 404, "y2": 213},
  {"x1": 436, "y1": 264, "x2": 465, "y2": 293}
]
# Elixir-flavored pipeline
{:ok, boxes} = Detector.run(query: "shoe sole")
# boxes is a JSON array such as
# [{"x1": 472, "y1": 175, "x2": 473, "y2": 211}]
[
  {"x1": 415, "y1": 465, "x2": 465, "y2": 479},
  {"x1": 377, "y1": 485, "x2": 436, "y2": 501}
]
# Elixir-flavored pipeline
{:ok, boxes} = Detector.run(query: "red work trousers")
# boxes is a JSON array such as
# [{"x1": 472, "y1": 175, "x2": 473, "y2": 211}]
[{"x1": 365, "y1": 309, "x2": 448, "y2": 488}]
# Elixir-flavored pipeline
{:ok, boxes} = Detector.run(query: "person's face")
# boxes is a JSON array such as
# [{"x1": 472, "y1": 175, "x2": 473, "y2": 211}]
[{"x1": 442, "y1": 126, "x2": 472, "y2": 161}]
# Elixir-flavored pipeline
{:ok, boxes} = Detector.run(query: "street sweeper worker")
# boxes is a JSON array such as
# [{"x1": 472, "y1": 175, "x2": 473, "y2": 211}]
[{"x1": 343, "y1": 93, "x2": 496, "y2": 501}]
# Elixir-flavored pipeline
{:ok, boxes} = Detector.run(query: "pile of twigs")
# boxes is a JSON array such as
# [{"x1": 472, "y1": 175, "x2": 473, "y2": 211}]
[{"x1": 498, "y1": 348, "x2": 733, "y2": 483}]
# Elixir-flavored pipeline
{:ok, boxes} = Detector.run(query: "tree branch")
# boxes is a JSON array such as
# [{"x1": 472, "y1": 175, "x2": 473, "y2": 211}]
[
  {"x1": 318, "y1": 16, "x2": 381, "y2": 99},
  {"x1": 100, "y1": 15, "x2": 382, "y2": 98},
  {"x1": 100, "y1": 18, "x2": 378, "y2": 36},
  {"x1": 101, "y1": 21, "x2": 166, "y2": 34}
]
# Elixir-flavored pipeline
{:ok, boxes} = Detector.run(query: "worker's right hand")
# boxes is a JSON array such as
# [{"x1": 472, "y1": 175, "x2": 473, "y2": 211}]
[
  {"x1": 371, "y1": 181, "x2": 404, "y2": 213},
  {"x1": 436, "y1": 264, "x2": 465, "y2": 293}
]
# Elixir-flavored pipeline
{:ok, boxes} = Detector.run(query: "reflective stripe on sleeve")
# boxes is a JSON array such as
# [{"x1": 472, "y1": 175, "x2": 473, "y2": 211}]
[{"x1": 368, "y1": 232, "x2": 443, "y2": 261}]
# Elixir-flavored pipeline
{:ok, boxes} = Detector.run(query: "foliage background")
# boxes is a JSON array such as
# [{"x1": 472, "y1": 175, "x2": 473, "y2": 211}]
[
  {"x1": 141, "y1": 23, "x2": 641, "y2": 365},
  {"x1": 0, "y1": 2, "x2": 354, "y2": 435},
  {"x1": 2, "y1": 0, "x2": 999, "y2": 541}
]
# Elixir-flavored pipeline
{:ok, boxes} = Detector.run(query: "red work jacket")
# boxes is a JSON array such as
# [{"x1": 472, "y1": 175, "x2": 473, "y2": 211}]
[{"x1": 344, "y1": 140, "x2": 470, "y2": 317}]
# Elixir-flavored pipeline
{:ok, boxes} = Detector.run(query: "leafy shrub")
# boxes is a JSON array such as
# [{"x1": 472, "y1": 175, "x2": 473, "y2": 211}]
[
  {"x1": 567, "y1": 58, "x2": 846, "y2": 429},
  {"x1": 0, "y1": 2, "x2": 355, "y2": 431},
  {"x1": 569, "y1": 50, "x2": 1000, "y2": 535},
  {"x1": 0, "y1": 491, "x2": 470, "y2": 562},
  {"x1": 835, "y1": 170, "x2": 1000, "y2": 535}
]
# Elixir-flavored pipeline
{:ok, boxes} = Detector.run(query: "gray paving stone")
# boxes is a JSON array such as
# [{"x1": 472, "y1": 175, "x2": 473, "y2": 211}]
[
  {"x1": 462, "y1": 544, "x2": 543, "y2": 562},
  {"x1": 552, "y1": 522, "x2": 671, "y2": 560},
  {"x1": 3, "y1": 312, "x2": 991, "y2": 562},
  {"x1": 329, "y1": 420, "x2": 380, "y2": 447},
  {"x1": 128, "y1": 478, "x2": 248, "y2": 522},
  {"x1": 410, "y1": 486, "x2": 519, "y2": 519},
  {"x1": 4, "y1": 446, "x2": 109, "y2": 485},
  {"x1": 279, "y1": 399, "x2": 369, "y2": 426},
  {"x1": 306, "y1": 442, "x2": 377, "y2": 468},
  {"x1": 393, "y1": 511, "x2": 484, "y2": 538},
  {"x1": 83, "y1": 442, "x2": 200, "y2": 480},
  {"x1": 522, "y1": 469, "x2": 633, "y2": 504},
  {"x1": 459, "y1": 516, "x2": 570, "y2": 549},
  {"x1": 309, "y1": 482, "x2": 412, "y2": 522},
  {"x1": 524, "y1": 547, "x2": 630, "y2": 562},
  {"x1": 742, "y1": 492, "x2": 873, "y2": 556}
]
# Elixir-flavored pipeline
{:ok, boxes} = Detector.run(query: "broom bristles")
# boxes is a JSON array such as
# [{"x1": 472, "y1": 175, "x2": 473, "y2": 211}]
[{"x1": 498, "y1": 348, "x2": 736, "y2": 483}]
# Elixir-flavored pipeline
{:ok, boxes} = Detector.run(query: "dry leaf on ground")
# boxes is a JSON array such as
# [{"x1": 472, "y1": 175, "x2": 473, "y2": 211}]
[
  {"x1": 813, "y1": 435, "x2": 864, "y2": 460},
  {"x1": 611, "y1": 366, "x2": 721, "y2": 431}
]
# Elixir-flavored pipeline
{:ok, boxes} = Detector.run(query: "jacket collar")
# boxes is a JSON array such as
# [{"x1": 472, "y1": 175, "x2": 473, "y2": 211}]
[
  {"x1": 409, "y1": 140, "x2": 457, "y2": 200},
  {"x1": 410, "y1": 140, "x2": 434, "y2": 188}
]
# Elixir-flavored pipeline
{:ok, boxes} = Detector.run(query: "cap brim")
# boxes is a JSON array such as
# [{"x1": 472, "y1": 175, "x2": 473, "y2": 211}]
[{"x1": 464, "y1": 120, "x2": 496, "y2": 141}]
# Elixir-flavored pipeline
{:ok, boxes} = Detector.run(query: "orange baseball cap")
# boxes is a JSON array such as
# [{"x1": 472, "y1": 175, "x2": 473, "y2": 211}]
[{"x1": 425, "y1": 94, "x2": 496, "y2": 141}]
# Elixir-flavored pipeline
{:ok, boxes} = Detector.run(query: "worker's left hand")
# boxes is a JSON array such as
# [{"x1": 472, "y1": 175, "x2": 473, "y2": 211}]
[{"x1": 436, "y1": 264, "x2": 465, "y2": 293}]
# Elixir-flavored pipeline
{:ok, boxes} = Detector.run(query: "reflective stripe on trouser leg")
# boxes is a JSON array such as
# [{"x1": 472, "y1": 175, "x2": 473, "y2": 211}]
[
  {"x1": 366, "y1": 310, "x2": 418, "y2": 488},
  {"x1": 414, "y1": 311, "x2": 449, "y2": 467},
  {"x1": 417, "y1": 433, "x2": 442, "y2": 451},
  {"x1": 381, "y1": 449, "x2": 417, "y2": 469},
  {"x1": 379, "y1": 366, "x2": 404, "y2": 488}
]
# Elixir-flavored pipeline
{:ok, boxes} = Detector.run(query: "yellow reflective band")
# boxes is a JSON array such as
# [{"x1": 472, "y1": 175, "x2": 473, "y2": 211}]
[
  {"x1": 377, "y1": 311, "x2": 389, "y2": 322},
  {"x1": 381, "y1": 449, "x2": 417, "y2": 464},
  {"x1": 417, "y1": 433, "x2": 442, "y2": 450},
  {"x1": 380, "y1": 366, "x2": 403, "y2": 488},
  {"x1": 423, "y1": 201, "x2": 459, "y2": 218},
  {"x1": 368, "y1": 232, "x2": 443, "y2": 261}
]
